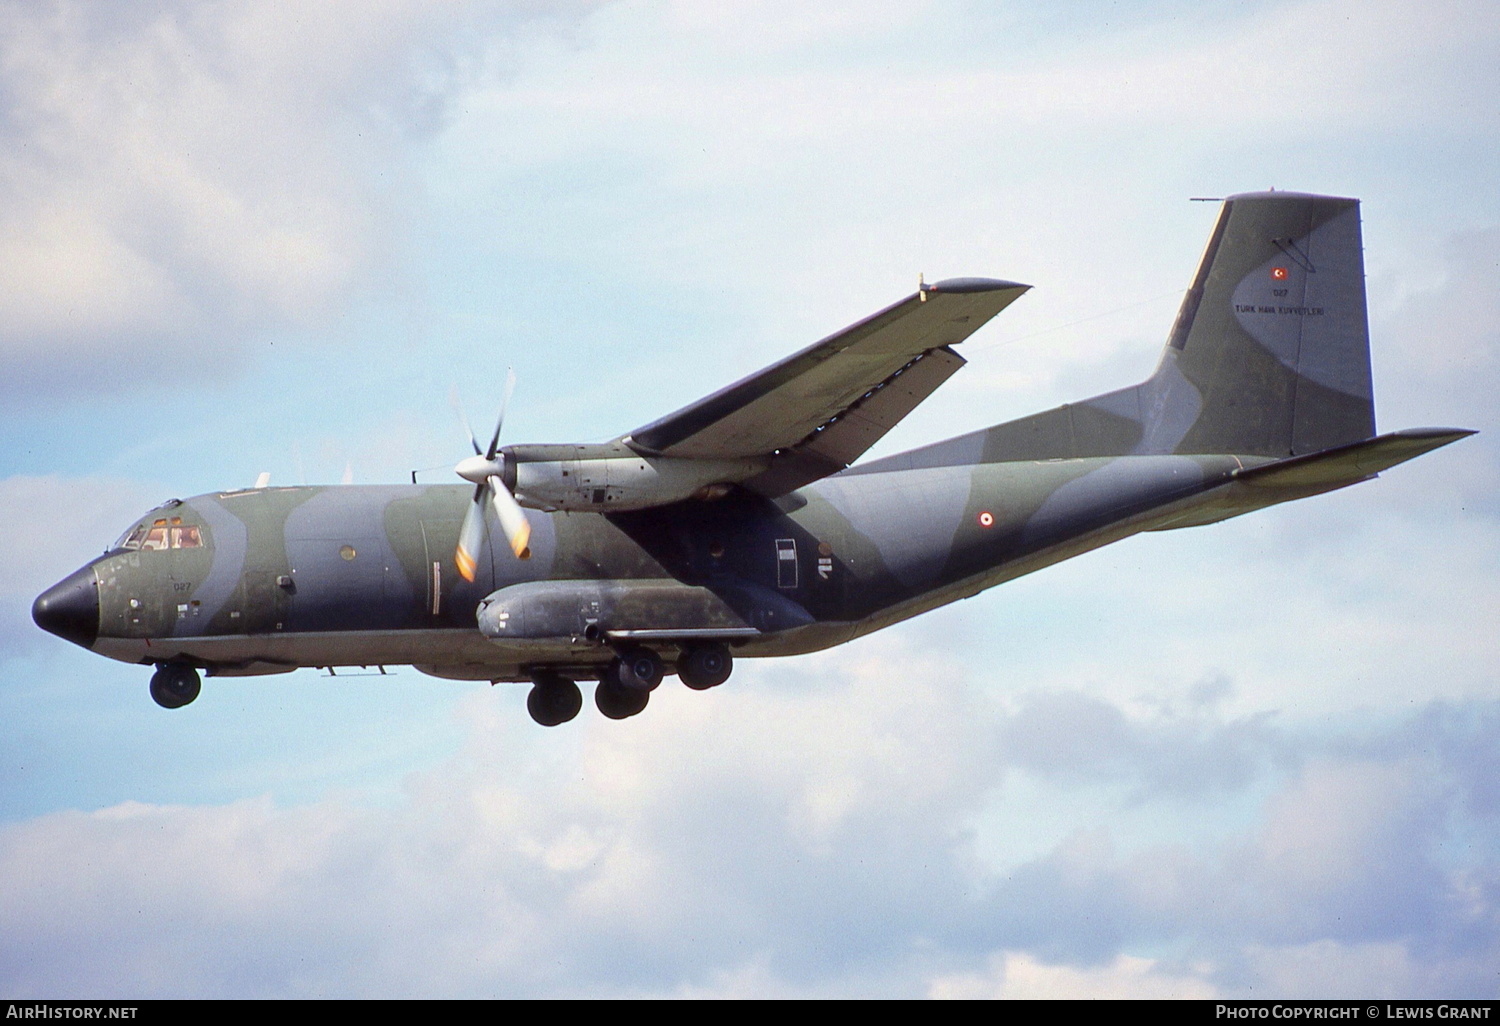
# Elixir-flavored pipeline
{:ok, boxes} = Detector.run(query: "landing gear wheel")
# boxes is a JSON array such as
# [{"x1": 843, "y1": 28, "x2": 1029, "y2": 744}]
[
  {"x1": 526, "y1": 673, "x2": 583, "y2": 727},
  {"x1": 149, "y1": 663, "x2": 201, "y2": 709},
  {"x1": 678, "y1": 643, "x2": 732, "y2": 690},
  {"x1": 595, "y1": 678, "x2": 650, "y2": 720},
  {"x1": 605, "y1": 647, "x2": 664, "y2": 691}
]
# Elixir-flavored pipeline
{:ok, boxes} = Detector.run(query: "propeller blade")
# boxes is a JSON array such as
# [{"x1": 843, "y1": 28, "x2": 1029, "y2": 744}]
[
  {"x1": 485, "y1": 368, "x2": 516, "y2": 461},
  {"x1": 455, "y1": 484, "x2": 486, "y2": 582},
  {"x1": 450, "y1": 385, "x2": 481, "y2": 456},
  {"x1": 452, "y1": 369, "x2": 524, "y2": 577},
  {"x1": 487, "y1": 478, "x2": 532, "y2": 559}
]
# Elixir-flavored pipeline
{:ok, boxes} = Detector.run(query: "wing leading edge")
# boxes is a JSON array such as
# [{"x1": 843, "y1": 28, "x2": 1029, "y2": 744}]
[{"x1": 624, "y1": 277, "x2": 1029, "y2": 496}]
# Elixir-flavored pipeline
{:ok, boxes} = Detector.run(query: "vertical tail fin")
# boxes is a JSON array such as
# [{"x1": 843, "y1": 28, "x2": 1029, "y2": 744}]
[
  {"x1": 1140, "y1": 190, "x2": 1374, "y2": 456},
  {"x1": 863, "y1": 191, "x2": 1378, "y2": 472}
]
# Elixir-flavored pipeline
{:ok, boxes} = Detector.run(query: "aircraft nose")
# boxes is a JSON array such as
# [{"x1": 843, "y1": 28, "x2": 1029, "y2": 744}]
[{"x1": 32, "y1": 566, "x2": 100, "y2": 649}]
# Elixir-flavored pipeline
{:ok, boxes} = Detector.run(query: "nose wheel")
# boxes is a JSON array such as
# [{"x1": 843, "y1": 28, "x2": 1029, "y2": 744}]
[{"x1": 149, "y1": 663, "x2": 201, "y2": 709}]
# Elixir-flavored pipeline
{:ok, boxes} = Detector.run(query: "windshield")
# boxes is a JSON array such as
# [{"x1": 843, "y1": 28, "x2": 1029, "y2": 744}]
[{"x1": 114, "y1": 516, "x2": 203, "y2": 552}]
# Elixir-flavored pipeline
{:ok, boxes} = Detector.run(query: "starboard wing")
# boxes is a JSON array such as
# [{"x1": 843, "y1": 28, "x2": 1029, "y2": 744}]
[{"x1": 625, "y1": 277, "x2": 1029, "y2": 496}]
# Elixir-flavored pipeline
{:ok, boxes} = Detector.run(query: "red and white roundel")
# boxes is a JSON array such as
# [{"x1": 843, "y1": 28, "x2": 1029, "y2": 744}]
[
  {"x1": 977, "y1": 511, "x2": 994, "y2": 528},
  {"x1": 1271, "y1": 266, "x2": 1289, "y2": 280}
]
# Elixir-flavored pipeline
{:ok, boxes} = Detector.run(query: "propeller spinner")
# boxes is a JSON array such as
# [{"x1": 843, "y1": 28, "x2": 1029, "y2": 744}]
[{"x1": 454, "y1": 370, "x2": 531, "y2": 579}]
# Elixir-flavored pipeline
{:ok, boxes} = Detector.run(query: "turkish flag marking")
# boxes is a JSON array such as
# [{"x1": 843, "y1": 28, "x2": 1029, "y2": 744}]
[{"x1": 1271, "y1": 267, "x2": 1289, "y2": 280}]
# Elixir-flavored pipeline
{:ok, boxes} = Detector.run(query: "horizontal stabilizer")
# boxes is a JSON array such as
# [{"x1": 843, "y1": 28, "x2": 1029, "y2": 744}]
[
  {"x1": 1232, "y1": 428, "x2": 1476, "y2": 489},
  {"x1": 1147, "y1": 428, "x2": 1475, "y2": 532}
]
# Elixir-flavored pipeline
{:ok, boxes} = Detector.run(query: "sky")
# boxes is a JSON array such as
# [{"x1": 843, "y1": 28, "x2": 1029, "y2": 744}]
[{"x1": 1, "y1": 0, "x2": 1498, "y2": 999}]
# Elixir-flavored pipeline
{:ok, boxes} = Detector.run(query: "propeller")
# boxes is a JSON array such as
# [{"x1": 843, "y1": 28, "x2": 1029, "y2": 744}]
[{"x1": 453, "y1": 370, "x2": 531, "y2": 580}]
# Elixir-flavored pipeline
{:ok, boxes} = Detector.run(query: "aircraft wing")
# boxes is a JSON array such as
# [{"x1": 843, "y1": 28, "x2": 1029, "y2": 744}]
[{"x1": 625, "y1": 277, "x2": 1029, "y2": 496}]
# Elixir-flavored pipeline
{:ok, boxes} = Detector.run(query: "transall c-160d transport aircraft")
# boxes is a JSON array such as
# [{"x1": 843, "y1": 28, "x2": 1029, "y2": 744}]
[{"x1": 33, "y1": 191, "x2": 1474, "y2": 726}]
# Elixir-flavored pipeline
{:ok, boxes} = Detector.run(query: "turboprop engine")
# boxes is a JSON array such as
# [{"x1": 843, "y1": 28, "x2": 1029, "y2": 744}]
[
  {"x1": 502, "y1": 442, "x2": 767, "y2": 513},
  {"x1": 450, "y1": 371, "x2": 764, "y2": 576}
]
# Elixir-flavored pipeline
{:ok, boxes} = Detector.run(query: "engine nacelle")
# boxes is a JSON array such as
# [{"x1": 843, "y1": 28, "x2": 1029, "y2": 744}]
[{"x1": 510, "y1": 447, "x2": 766, "y2": 512}]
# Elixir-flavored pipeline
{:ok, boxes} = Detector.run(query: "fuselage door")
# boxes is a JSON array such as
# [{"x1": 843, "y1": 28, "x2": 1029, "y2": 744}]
[
  {"x1": 420, "y1": 520, "x2": 465, "y2": 620},
  {"x1": 240, "y1": 568, "x2": 288, "y2": 634}
]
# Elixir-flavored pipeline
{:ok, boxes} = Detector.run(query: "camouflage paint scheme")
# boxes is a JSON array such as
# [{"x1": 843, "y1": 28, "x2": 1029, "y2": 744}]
[{"x1": 33, "y1": 192, "x2": 1473, "y2": 710}]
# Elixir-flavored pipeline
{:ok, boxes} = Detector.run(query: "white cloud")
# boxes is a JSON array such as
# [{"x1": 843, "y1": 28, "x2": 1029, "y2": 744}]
[
  {"x1": 0, "y1": 1, "x2": 591, "y2": 398},
  {"x1": 1371, "y1": 227, "x2": 1500, "y2": 508},
  {"x1": 0, "y1": 641, "x2": 1004, "y2": 996},
  {"x1": 3, "y1": 641, "x2": 1496, "y2": 997},
  {"x1": 929, "y1": 950, "x2": 1219, "y2": 999}
]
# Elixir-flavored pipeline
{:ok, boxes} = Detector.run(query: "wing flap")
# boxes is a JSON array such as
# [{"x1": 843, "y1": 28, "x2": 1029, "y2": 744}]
[
  {"x1": 797, "y1": 345, "x2": 968, "y2": 465},
  {"x1": 740, "y1": 345, "x2": 968, "y2": 495}
]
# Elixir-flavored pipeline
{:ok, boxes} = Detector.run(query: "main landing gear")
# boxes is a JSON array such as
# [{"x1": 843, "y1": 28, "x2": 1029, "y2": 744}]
[
  {"x1": 594, "y1": 677, "x2": 651, "y2": 720},
  {"x1": 595, "y1": 646, "x2": 662, "y2": 721},
  {"x1": 677, "y1": 642, "x2": 732, "y2": 690},
  {"x1": 527, "y1": 670, "x2": 584, "y2": 727},
  {"x1": 523, "y1": 643, "x2": 737, "y2": 726},
  {"x1": 149, "y1": 663, "x2": 201, "y2": 709}
]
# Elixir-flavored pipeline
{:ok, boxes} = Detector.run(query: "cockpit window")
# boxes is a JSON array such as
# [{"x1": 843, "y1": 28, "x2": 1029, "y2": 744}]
[{"x1": 118, "y1": 517, "x2": 203, "y2": 551}]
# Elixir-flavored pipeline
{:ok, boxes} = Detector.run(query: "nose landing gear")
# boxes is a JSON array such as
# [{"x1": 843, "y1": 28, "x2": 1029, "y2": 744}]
[{"x1": 149, "y1": 663, "x2": 202, "y2": 709}]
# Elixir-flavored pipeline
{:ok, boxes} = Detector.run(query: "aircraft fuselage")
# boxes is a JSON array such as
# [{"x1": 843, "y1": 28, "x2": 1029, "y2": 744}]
[{"x1": 50, "y1": 451, "x2": 1284, "y2": 683}]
